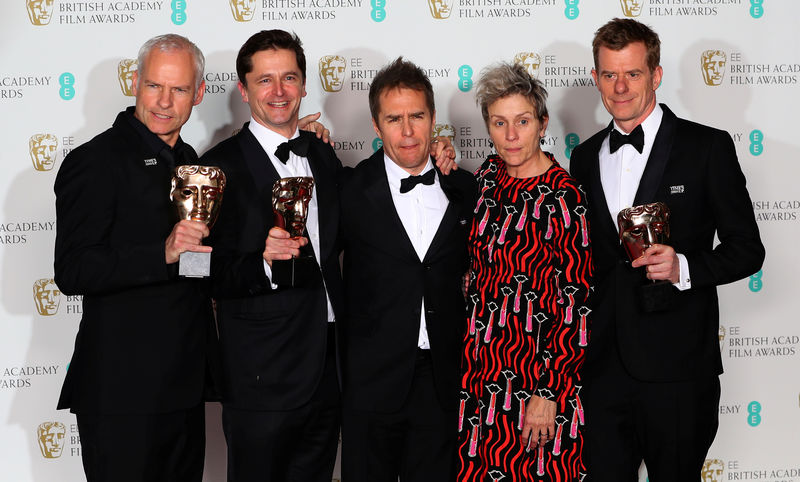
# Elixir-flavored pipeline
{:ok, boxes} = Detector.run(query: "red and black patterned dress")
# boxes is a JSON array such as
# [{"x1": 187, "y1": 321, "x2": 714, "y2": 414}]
[{"x1": 456, "y1": 154, "x2": 592, "y2": 482}]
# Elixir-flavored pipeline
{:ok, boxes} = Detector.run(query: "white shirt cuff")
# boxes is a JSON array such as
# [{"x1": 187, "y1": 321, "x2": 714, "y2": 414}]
[
  {"x1": 674, "y1": 253, "x2": 691, "y2": 291},
  {"x1": 263, "y1": 259, "x2": 279, "y2": 289}
]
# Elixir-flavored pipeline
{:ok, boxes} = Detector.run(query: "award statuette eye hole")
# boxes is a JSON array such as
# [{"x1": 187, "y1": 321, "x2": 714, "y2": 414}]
[{"x1": 169, "y1": 165, "x2": 227, "y2": 277}]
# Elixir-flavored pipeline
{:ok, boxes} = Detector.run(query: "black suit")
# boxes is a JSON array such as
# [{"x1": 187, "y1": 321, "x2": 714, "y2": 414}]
[
  {"x1": 200, "y1": 126, "x2": 343, "y2": 482},
  {"x1": 338, "y1": 149, "x2": 478, "y2": 481},
  {"x1": 570, "y1": 104, "x2": 764, "y2": 481},
  {"x1": 55, "y1": 108, "x2": 217, "y2": 481}
]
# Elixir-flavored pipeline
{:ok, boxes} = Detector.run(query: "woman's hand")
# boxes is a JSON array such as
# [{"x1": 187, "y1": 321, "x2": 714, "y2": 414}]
[{"x1": 520, "y1": 395, "x2": 556, "y2": 451}]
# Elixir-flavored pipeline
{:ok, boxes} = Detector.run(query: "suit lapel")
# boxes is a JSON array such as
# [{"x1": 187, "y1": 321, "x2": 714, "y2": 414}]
[
  {"x1": 633, "y1": 104, "x2": 676, "y2": 205},
  {"x1": 304, "y1": 132, "x2": 336, "y2": 259},
  {"x1": 587, "y1": 123, "x2": 620, "y2": 240},
  {"x1": 424, "y1": 167, "x2": 460, "y2": 263},
  {"x1": 362, "y1": 150, "x2": 420, "y2": 262}
]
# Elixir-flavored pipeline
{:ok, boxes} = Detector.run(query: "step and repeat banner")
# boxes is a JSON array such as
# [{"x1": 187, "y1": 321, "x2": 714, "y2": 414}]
[{"x1": 1, "y1": 1, "x2": 797, "y2": 481}]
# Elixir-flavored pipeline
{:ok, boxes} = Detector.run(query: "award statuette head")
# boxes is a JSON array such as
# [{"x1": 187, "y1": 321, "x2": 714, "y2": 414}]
[
  {"x1": 617, "y1": 202, "x2": 671, "y2": 261},
  {"x1": 170, "y1": 165, "x2": 226, "y2": 228},
  {"x1": 272, "y1": 177, "x2": 315, "y2": 238}
]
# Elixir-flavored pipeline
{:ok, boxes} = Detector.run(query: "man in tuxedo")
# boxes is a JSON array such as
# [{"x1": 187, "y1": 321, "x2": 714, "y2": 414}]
[
  {"x1": 339, "y1": 58, "x2": 478, "y2": 482},
  {"x1": 569, "y1": 18, "x2": 765, "y2": 481},
  {"x1": 200, "y1": 30, "x2": 344, "y2": 482},
  {"x1": 55, "y1": 34, "x2": 217, "y2": 481}
]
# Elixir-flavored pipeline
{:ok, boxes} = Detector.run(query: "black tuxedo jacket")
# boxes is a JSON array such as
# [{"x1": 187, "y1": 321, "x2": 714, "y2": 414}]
[
  {"x1": 339, "y1": 148, "x2": 478, "y2": 412},
  {"x1": 55, "y1": 109, "x2": 217, "y2": 415},
  {"x1": 201, "y1": 126, "x2": 344, "y2": 411},
  {"x1": 570, "y1": 104, "x2": 764, "y2": 382}
]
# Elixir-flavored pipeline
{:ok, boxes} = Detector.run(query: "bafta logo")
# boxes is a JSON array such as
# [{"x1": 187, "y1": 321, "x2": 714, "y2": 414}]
[
  {"x1": 427, "y1": 0, "x2": 454, "y2": 19},
  {"x1": 29, "y1": 134, "x2": 58, "y2": 171},
  {"x1": 26, "y1": 0, "x2": 54, "y2": 26},
  {"x1": 433, "y1": 124, "x2": 455, "y2": 143},
  {"x1": 718, "y1": 325, "x2": 726, "y2": 344},
  {"x1": 702, "y1": 459, "x2": 724, "y2": 482},
  {"x1": 229, "y1": 0, "x2": 256, "y2": 22},
  {"x1": 619, "y1": 0, "x2": 644, "y2": 17},
  {"x1": 318, "y1": 55, "x2": 346, "y2": 93},
  {"x1": 118, "y1": 59, "x2": 138, "y2": 97},
  {"x1": 37, "y1": 422, "x2": 66, "y2": 459},
  {"x1": 701, "y1": 50, "x2": 727, "y2": 86},
  {"x1": 33, "y1": 278, "x2": 61, "y2": 316},
  {"x1": 514, "y1": 52, "x2": 542, "y2": 78}
]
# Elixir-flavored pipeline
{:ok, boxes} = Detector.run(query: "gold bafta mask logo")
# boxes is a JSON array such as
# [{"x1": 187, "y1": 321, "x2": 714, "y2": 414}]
[
  {"x1": 318, "y1": 55, "x2": 347, "y2": 93},
  {"x1": 229, "y1": 0, "x2": 256, "y2": 21},
  {"x1": 26, "y1": 0, "x2": 55, "y2": 26},
  {"x1": 427, "y1": 0, "x2": 455, "y2": 19},
  {"x1": 433, "y1": 124, "x2": 455, "y2": 143},
  {"x1": 702, "y1": 459, "x2": 724, "y2": 482},
  {"x1": 29, "y1": 134, "x2": 58, "y2": 171},
  {"x1": 118, "y1": 59, "x2": 138, "y2": 97},
  {"x1": 514, "y1": 52, "x2": 542, "y2": 78},
  {"x1": 718, "y1": 325, "x2": 726, "y2": 344},
  {"x1": 170, "y1": 165, "x2": 227, "y2": 228},
  {"x1": 33, "y1": 278, "x2": 61, "y2": 316},
  {"x1": 701, "y1": 50, "x2": 727, "y2": 86},
  {"x1": 37, "y1": 422, "x2": 66, "y2": 458},
  {"x1": 619, "y1": 0, "x2": 644, "y2": 17}
]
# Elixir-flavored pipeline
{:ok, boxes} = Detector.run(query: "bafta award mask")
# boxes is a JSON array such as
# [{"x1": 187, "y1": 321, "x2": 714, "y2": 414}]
[
  {"x1": 170, "y1": 165, "x2": 226, "y2": 228},
  {"x1": 29, "y1": 134, "x2": 58, "y2": 171},
  {"x1": 229, "y1": 0, "x2": 256, "y2": 21},
  {"x1": 33, "y1": 278, "x2": 60, "y2": 316},
  {"x1": 37, "y1": 422, "x2": 66, "y2": 458},
  {"x1": 701, "y1": 459, "x2": 725, "y2": 482},
  {"x1": 318, "y1": 55, "x2": 346, "y2": 93},
  {"x1": 118, "y1": 59, "x2": 138, "y2": 96},
  {"x1": 427, "y1": 0, "x2": 454, "y2": 19},
  {"x1": 617, "y1": 202, "x2": 671, "y2": 261},
  {"x1": 26, "y1": 0, "x2": 54, "y2": 25},
  {"x1": 514, "y1": 52, "x2": 542, "y2": 78},
  {"x1": 701, "y1": 50, "x2": 727, "y2": 86},
  {"x1": 619, "y1": 0, "x2": 643, "y2": 17},
  {"x1": 432, "y1": 124, "x2": 456, "y2": 144},
  {"x1": 272, "y1": 177, "x2": 315, "y2": 238}
]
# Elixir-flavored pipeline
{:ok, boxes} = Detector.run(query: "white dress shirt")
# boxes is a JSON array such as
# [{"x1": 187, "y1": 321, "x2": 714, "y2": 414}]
[
  {"x1": 598, "y1": 105, "x2": 691, "y2": 289},
  {"x1": 249, "y1": 118, "x2": 336, "y2": 321},
  {"x1": 384, "y1": 156, "x2": 449, "y2": 349}
]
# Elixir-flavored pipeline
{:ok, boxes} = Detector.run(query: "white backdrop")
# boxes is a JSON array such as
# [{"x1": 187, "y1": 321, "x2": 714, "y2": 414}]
[{"x1": 1, "y1": 1, "x2": 797, "y2": 481}]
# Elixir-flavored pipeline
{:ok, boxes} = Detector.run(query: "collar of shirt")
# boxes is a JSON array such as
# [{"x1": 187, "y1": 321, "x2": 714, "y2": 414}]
[
  {"x1": 383, "y1": 154, "x2": 438, "y2": 192},
  {"x1": 247, "y1": 118, "x2": 305, "y2": 175},
  {"x1": 608, "y1": 103, "x2": 664, "y2": 158}
]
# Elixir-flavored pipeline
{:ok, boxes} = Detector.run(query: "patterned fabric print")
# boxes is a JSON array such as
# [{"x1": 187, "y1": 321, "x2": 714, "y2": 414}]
[{"x1": 457, "y1": 154, "x2": 592, "y2": 482}]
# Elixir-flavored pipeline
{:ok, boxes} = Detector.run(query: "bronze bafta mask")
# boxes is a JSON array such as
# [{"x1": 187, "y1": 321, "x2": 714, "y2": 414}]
[
  {"x1": 272, "y1": 177, "x2": 315, "y2": 238},
  {"x1": 617, "y1": 202, "x2": 671, "y2": 261},
  {"x1": 170, "y1": 165, "x2": 226, "y2": 228},
  {"x1": 37, "y1": 422, "x2": 66, "y2": 458}
]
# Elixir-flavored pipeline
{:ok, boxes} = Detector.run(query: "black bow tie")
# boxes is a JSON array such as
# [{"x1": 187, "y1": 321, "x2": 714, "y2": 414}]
[
  {"x1": 274, "y1": 135, "x2": 310, "y2": 164},
  {"x1": 399, "y1": 169, "x2": 435, "y2": 194},
  {"x1": 609, "y1": 125, "x2": 644, "y2": 154}
]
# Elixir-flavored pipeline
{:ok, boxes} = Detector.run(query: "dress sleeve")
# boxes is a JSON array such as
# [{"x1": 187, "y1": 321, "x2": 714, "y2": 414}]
[{"x1": 534, "y1": 178, "x2": 592, "y2": 405}]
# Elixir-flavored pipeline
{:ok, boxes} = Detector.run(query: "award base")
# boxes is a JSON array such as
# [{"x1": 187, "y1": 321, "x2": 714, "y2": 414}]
[
  {"x1": 179, "y1": 251, "x2": 211, "y2": 278},
  {"x1": 638, "y1": 280, "x2": 674, "y2": 312}
]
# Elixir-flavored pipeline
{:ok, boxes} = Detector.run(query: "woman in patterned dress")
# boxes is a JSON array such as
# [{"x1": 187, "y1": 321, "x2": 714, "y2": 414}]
[{"x1": 456, "y1": 62, "x2": 592, "y2": 482}]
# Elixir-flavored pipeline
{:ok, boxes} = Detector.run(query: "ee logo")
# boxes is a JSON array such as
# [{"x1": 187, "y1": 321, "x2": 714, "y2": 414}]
[
  {"x1": 747, "y1": 401, "x2": 762, "y2": 427},
  {"x1": 171, "y1": 0, "x2": 187, "y2": 25},
  {"x1": 458, "y1": 65, "x2": 473, "y2": 92},
  {"x1": 748, "y1": 270, "x2": 763, "y2": 292},
  {"x1": 372, "y1": 137, "x2": 383, "y2": 152},
  {"x1": 750, "y1": 0, "x2": 764, "y2": 19},
  {"x1": 564, "y1": 0, "x2": 579, "y2": 20},
  {"x1": 564, "y1": 133, "x2": 580, "y2": 159},
  {"x1": 371, "y1": 0, "x2": 386, "y2": 22},
  {"x1": 59, "y1": 73, "x2": 75, "y2": 100},
  {"x1": 749, "y1": 129, "x2": 764, "y2": 156}
]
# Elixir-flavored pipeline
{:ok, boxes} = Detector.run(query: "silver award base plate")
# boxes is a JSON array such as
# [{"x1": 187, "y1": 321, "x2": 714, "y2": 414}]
[{"x1": 179, "y1": 251, "x2": 211, "y2": 278}]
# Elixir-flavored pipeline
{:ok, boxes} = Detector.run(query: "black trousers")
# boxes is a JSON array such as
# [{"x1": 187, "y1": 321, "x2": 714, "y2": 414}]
[
  {"x1": 583, "y1": 342, "x2": 720, "y2": 482},
  {"x1": 342, "y1": 349, "x2": 457, "y2": 482},
  {"x1": 76, "y1": 403, "x2": 205, "y2": 482},
  {"x1": 222, "y1": 324, "x2": 341, "y2": 482}
]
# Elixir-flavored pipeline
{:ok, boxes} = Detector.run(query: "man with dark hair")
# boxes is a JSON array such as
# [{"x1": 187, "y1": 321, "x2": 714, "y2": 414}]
[
  {"x1": 200, "y1": 29, "x2": 343, "y2": 482},
  {"x1": 338, "y1": 57, "x2": 478, "y2": 482},
  {"x1": 55, "y1": 33, "x2": 217, "y2": 481},
  {"x1": 569, "y1": 18, "x2": 764, "y2": 481}
]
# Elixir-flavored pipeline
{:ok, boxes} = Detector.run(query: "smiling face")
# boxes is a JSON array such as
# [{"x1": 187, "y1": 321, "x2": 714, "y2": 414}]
[
  {"x1": 592, "y1": 41, "x2": 662, "y2": 133},
  {"x1": 486, "y1": 94, "x2": 548, "y2": 178},
  {"x1": 132, "y1": 48, "x2": 204, "y2": 147},
  {"x1": 372, "y1": 87, "x2": 435, "y2": 175},
  {"x1": 239, "y1": 48, "x2": 307, "y2": 138}
]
